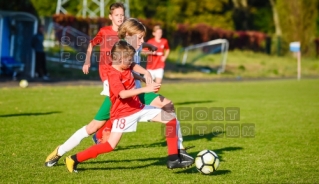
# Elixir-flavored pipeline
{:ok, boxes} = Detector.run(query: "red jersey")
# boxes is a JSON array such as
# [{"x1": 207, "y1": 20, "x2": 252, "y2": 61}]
[
  {"x1": 146, "y1": 38, "x2": 170, "y2": 70},
  {"x1": 90, "y1": 26, "x2": 119, "y2": 81},
  {"x1": 107, "y1": 67, "x2": 145, "y2": 120}
]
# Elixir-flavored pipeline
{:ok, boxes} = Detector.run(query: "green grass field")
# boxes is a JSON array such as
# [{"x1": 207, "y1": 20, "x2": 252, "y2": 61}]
[
  {"x1": 165, "y1": 50, "x2": 319, "y2": 79},
  {"x1": 1, "y1": 79, "x2": 319, "y2": 183}
]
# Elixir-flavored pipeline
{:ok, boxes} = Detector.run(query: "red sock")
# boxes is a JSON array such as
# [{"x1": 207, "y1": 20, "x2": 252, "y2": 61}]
[
  {"x1": 76, "y1": 141, "x2": 114, "y2": 162},
  {"x1": 96, "y1": 120, "x2": 112, "y2": 140},
  {"x1": 166, "y1": 119, "x2": 178, "y2": 155}
]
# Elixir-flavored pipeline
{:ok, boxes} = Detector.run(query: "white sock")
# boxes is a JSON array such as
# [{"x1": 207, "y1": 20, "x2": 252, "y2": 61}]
[
  {"x1": 57, "y1": 126, "x2": 89, "y2": 156},
  {"x1": 171, "y1": 113, "x2": 184, "y2": 149}
]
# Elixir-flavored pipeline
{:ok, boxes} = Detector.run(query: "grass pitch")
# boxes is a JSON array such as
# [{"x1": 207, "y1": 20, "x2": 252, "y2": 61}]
[{"x1": 1, "y1": 79, "x2": 319, "y2": 183}]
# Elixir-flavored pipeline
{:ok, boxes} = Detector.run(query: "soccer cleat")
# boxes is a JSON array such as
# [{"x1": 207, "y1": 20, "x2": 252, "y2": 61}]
[
  {"x1": 92, "y1": 133, "x2": 99, "y2": 144},
  {"x1": 167, "y1": 158, "x2": 193, "y2": 169},
  {"x1": 179, "y1": 146, "x2": 195, "y2": 162},
  {"x1": 65, "y1": 156, "x2": 78, "y2": 173},
  {"x1": 45, "y1": 146, "x2": 61, "y2": 167}
]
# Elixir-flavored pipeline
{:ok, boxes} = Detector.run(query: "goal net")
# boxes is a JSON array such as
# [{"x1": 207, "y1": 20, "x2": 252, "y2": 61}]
[{"x1": 179, "y1": 39, "x2": 229, "y2": 74}]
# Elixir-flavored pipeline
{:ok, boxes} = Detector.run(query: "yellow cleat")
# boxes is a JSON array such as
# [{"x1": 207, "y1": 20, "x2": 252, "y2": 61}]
[
  {"x1": 65, "y1": 156, "x2": 78, "y2": 173},
  {"x1": 45, "y1": 146, "x2": 61, "y2": 167}
]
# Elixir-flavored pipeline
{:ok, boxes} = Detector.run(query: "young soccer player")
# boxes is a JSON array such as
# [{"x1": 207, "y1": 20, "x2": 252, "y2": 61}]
[
  {"x1": 64, "y1": 40, "x2": 194, "y2": 173},
  {"x1": 146, "y1": 25, "x2": 170, "y2": 84},
  {"x1": 45, "y1": 18, "x2": 193, "y2": 167}
]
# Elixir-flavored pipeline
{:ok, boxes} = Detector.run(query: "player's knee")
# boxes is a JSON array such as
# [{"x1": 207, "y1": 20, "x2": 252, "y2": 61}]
[
  {"x1": 162, "y1": 111, "x2": 175, "y2": 121},
  {"x1": 162, "y1": 100, "x2": 175, "y2": 113}
]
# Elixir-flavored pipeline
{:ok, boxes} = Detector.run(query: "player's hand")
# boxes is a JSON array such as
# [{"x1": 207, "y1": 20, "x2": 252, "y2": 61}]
[
  {"x1": 82, "y1": 63, "x2": 90, "y2": 74},
  {"x1": 145, "y1": 83, "x2": 161, "y2": 93},
  {"x1": 144, "y1": 71, "x2": 153, "y2": 85}
]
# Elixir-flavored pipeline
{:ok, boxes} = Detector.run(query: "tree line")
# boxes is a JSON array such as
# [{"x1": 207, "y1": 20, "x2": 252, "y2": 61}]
[{"x1": 1, "y1": 0, "x2": 319, "y2": 55}]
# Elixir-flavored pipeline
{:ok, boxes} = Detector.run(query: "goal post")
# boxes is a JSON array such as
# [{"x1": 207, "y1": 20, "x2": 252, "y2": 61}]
[{"x1": 179, "y1": 39, "x2": 229, "y2": 74}]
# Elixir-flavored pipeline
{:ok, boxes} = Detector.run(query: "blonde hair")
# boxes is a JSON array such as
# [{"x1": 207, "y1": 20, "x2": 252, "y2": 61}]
[
  {"x1": 111, "y1": 40, "x2": 136, "y2": 61},
  {"x1": 118, "y1": 18, "x2": 146, "y2": 39},
  {"x1": 109, "y1": 2, "x2": 125, "y2": 15},
  {"x1": 153, "y1": 25, "x2": 162, "y2": 33}
]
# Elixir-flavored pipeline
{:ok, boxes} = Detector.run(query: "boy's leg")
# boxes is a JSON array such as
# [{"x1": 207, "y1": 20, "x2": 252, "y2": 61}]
[
  {"x1": 96, "y1": 93, "x2": 192, "y2": 161},
  {"x1": 95, "y1": 120, "x2": 112, "y2": 143},
  {"x1": 142, "y1": 107, "x2": 193, "y2": 169},
  {"x1": 144, "y1": 94, "x2": 185, "y2": 149},
  {"x1": 147, "y1": 95, "x2": 195, "y2": 162},
  {"x1": 45, "y1": 97, "x2": 111, "y2": 167},
  {"x1": 65, "y1": 129, "x2": 123, "y2": 173},
  {"x1": 95, "y1": 93, "x2": 160, "y2": 142}
]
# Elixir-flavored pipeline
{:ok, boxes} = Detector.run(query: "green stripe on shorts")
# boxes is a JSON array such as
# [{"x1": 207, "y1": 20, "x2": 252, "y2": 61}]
[{"x1": 138, "y1": 92, "x2": 159, "y2": 105}]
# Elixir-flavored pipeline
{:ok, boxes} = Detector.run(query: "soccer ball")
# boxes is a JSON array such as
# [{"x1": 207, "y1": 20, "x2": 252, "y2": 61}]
[
  {"x1": 195, "y1": 150, "x2": 220, "y2": 174},
  {"x1": 19, "y1": 80, "x2": 28, "y2": 88}
]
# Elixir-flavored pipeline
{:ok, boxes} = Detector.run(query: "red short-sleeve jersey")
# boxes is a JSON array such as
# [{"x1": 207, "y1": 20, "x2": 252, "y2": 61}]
[
  {"x1": 107, "y1": 67, "x2": 144, "y2": 120},
  {"x1": 146, "y1": 38, "x2": 170, "y2": 70},
  {"x1": 90, "y1": 26, "x2": 119, "y2": 81}
]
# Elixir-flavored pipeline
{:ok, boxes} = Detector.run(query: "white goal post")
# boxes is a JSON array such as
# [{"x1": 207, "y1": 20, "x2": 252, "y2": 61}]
[{"x1": 180, "y1": 39, "x2": 229, "y2": 74}]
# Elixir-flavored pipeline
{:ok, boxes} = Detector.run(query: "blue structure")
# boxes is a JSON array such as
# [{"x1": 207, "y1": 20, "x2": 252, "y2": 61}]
[{"x1": 0, "y1": 11, "x2": 38, "y2": 79}]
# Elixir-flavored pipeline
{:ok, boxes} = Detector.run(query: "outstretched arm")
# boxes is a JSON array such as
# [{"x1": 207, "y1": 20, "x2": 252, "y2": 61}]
[{"x1": 119, "y1": 83, "x2": 161, "y2": 99}]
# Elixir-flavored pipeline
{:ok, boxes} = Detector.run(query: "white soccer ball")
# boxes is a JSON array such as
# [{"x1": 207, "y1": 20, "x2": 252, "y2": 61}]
[
  {"x1": 195, "y1": 149, "x2": 220, "y2": 174},
  {"x1": 19, "y1": 80, "x2": 28, "y2": 88}
]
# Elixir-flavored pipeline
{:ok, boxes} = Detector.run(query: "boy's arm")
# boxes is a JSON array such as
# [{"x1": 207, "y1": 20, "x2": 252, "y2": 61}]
[
  {"x1": 83, "y1": 43, "x2": 93, "y2": 74},
  {"x1": 131, "y1": 63, "x2": 152, "y2": 84},
  {"x1": 162, "y1": 49, "x2": 170, "y2": 62},
  {"x1": 109, "y1": 70, "x2": 159, "y2": 99},
  {"x1": 119, "y1": 83, "x2": 160, "y2": 99},
  {"x1": 132, "y1": 72, "x2": 146, "y2": 83}
]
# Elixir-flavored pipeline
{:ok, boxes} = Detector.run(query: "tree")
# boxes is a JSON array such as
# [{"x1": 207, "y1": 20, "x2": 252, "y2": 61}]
[
  {"x1": 232, "y1": 0, "x2": 250, "y2": 30},
  {"x1": 277, "y1": 0, "x2": 319, "y2": 55},
  {"x1": 269, "y1": 0, "x2": 282, "y2": 55}
]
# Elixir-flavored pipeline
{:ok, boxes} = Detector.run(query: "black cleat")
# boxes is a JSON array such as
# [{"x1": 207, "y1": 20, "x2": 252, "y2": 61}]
[
  {"x1": 167, "y1": 158, "x2": 193, "y2": 169},
  {"x1": 179, "y1": 146, "x2": 195, "y2": 162}
]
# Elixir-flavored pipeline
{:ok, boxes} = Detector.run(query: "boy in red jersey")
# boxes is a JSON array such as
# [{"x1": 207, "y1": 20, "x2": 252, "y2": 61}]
[
  {"x1": 146, "y1": 25, "x2": 170, "y2": 84},
  {"x1": 45, "y1": 18, "x2": 193, "y2": 168},
  {"x1": 45, "y1": 3, "x2": 152, "y2": 167},
  {"x1": 64, "y1": 41, "x2": 194, "y2": 173}
]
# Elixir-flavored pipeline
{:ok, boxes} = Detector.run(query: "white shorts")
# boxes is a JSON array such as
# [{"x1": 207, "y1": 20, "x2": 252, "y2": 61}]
[
  {"x1": 111, "y1": 105, "x2": 162, "y2": 133},
  {"x1": 148, "y1": 69, "x2": 164, "y2": 79}
]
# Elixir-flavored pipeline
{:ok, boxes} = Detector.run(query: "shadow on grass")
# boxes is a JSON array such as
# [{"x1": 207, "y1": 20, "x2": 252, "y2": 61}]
[
  {"x1": 75, "y1": 145, "x2": 239, "y2": 174},
  {"x1": 74, "y1": 133, "x2": 242, "y2": 173},
  {"x1": 114, "y1": 131, "x2": 232, "y2": 154},
  {"x1": 174, "y1": 166, "x2": 231, "y2": 175},
  {"x1": 174, "y1": 100, "x2": 215, "y2": 105},
  {"x1": 0, "y1": 111, "x2": 62, "y2": 118},
  {"x1": 77, "y1": 156, "x2": 167, "y2": 171}
]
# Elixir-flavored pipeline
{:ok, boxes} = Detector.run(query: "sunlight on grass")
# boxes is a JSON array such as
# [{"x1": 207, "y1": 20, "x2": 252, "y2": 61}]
[
  {"x1": 1, "y1": 80, "x2": 319, "y2": 183},
  {"x1": 167, "y1": 49, "x2": 319, "y2": 79}
]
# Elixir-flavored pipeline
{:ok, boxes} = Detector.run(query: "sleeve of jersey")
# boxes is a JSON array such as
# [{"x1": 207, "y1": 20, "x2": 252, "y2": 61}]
[
  {"x1": 90, "y1": 29, "x2": 104, "y2": 46},
  {"x1": 108, "y1": 71, "x2": 125, "y2": 98}
]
